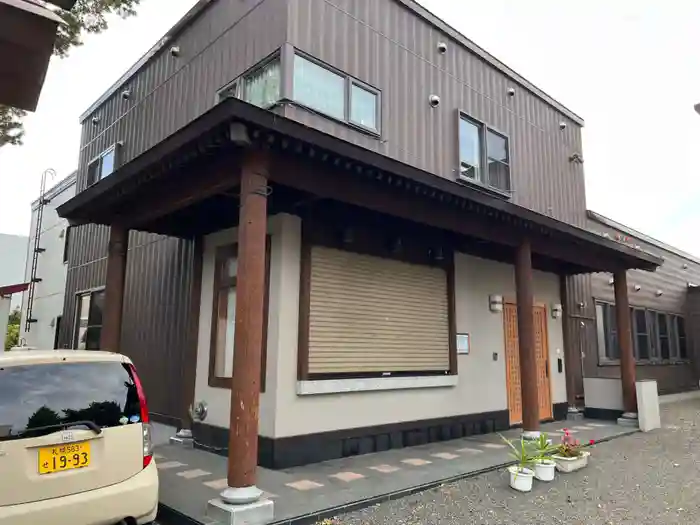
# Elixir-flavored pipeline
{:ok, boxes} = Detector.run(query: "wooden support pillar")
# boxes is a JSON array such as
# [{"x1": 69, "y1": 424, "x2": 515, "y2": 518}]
[
  {"x1": 559, "y1": 275, "x2": 578, "y2": 410},
  {"x1": 515, "y1": 238, "x2": 540, "y2": 435},
  {"x1": 614, "y1": 270, "x2": 637, "y2": 415},
  {"x1": 223, "y1": 150, "x2": 268, "y2": 505},
  {"x1": 100, "y1": 225, "x2": 129, "y2": 352}
]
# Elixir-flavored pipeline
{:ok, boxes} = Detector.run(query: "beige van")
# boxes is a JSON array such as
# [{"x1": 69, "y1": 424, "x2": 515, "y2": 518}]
[{"x1": 0, "y1": 350, "x2": 158, "y2": 525}]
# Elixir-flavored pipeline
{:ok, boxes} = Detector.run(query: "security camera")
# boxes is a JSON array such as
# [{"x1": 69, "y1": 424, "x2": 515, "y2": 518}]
[
  {"x1": 91, "y1": 116, "x2": 100, "y2": 126},
  {"x1": 507, "y1": 88, "x2": 516, "y2": 97},
  {"x1": 437, "y1": 42, "x2": 448, "y2": 54},
  {"x1": 559, "y1": 121, "x2": 567, "y2": 130},
  {"x1": 121, "y1": 89, "x2": 131, "y2": 100},
  {"x1": 170, "y1": 45, "x2": 181, "y2": 57},
  {"x1": 428, "y1": 94, "x2": 440, "y2": 108}
]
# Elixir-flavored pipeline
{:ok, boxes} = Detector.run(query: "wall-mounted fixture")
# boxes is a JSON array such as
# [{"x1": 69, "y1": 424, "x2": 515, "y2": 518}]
[
  {"x1": 688, "y1": 282, "x2": 698, "y2": 289},
  {"x1": 655, "y1": 290, "x2": 664, "y2": 297},
  {"x1": 569, "y1": 153, "x2": 584, "y2": 164},
  {"x1": 437, "y1": 42, "x2": 448, "y2": 54},
  {"x1": 633, "y1": 284, "x2": 642, "y2": 292},
  {"x1": 390, "y1": 237, "x2": 403, "y2": 254},
  {"x1": 121, "y1": 89, "x2": 132, "y2": 100},
  {"x1": 577, "y1": 301, "x2": 586, "y2": 310},
  {"x1": 49, "y1": 317, "x2": 55, "y2": 328},
  {"x1": 507, "y1": 88, "x2": 516, "y2": 97},
  {"x1": 559, "y1": 121, "x2": 567, "y2": 130},
  {"x1": 428, "y1": 94, "x2": 441, "y2": 108},
  {"x1": 429, "y1": 247, "x2": 445, "y2": 261},
  {"x1": 189, "y1": 400, "x2": 208, "y2": 422},
  {"x1": 59, "y1": 229, "x2": 65, "y2": 239},
  {"x1": 489, "y1": 294, "x2": 504, "y2": 313},
  {"x1": 683, "y1": 263, "x2": 689, "y2": 269},
  {"x1": 91, "y1": 116, "x2": 100, "y2": 126},
  {"x1": 170, "y1": 45, "x2": 181, "y2": 57},
  {"x1": 551, "y1": 303, "x2": 563, "y2": 319},
  {"x1": 608, "y1": 277, "x2": 614, "y2": 286},
  {"x1": 341, "y1": 227, "x2": 354, "y2": 245}
]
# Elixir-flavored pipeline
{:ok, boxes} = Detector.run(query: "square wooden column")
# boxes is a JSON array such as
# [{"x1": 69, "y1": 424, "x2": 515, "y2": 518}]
[
  {"x1": 100, "y1": 225, "x2": 129, "y2": 352},
  {"x1": 614, "y1": 270, "x2": 638, "y2": 416},
  {"x1": 515, "y1": 238, "x2": 540, "y2": 435},
  {"x1": 222, "y1": 150, "x2": 269, "y2": 505}
]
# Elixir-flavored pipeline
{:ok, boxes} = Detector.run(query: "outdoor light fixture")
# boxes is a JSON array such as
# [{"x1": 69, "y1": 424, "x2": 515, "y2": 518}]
[
  {"x1": 390, "y1": 237, "x2": 403, "y2": 254},
  {"x1": 507, "y1": 88, "x2": 516, "y2": 97},
  {"x1": 683, "y1": 263, "x2": 689, "y2": 269},
  {"x1": 608, "y1": 277, "x2": 614, "y2": 286},
  {"x1": 634, "y1": 284, "x2": 642, "y2": 292},
  {"x1": 559, "y1": 122, "x2": 567, "y2": 130},
  {"x1": 437, "y1": 42, "x2": 448, "y2": 54},
  {"x1": 489, "y1": 294, "x2": 504, "y2": 313},
  {"x1": 170, "y1": 45, "x2": 181, "y2": 57},
  {"x1": 429, "y1": 247, "x2": 445, "y2": 261},
  {"x1": 341, "y1": 227, "x2": 354, "y2": 245},
  {"x1": 569, "y1": 153, "x2": 584, "y2": 164},
  {"x1": 551, "y1": 304, "x2": 563, "y2": 319},
  {"x1": 121, "y1": 89, "x2": 131, "y2": 100},
  {"x1": 655, "y1": 290, "x2": 664, "y2": 297},
  {"x1": 91, "y1": 116, "x2": 100, "y2": 126}
]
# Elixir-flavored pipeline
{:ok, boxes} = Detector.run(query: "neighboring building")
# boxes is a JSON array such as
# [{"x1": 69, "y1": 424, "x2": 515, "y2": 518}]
[
  {"x1": 0, "y1": 233, "x2": 28, "y2": 310},
  {"x1": 19, "y1": 173, "x2": 77, "y2": 349},
  {"x1": 572, "y1": 211, "x2": 700, "y2": 417},
  {"x1": 57, "y1": 0, "x2": 663, "y2": 475}
]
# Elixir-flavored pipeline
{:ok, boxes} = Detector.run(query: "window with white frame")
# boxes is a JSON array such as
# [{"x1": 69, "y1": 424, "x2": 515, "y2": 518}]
[
  {"x1": 87, "y1": 145, "x2": 118, "y2": 186},
  {"x1": 73, "y1": 289, "x2": 105, "y2": 350},
  {"x1": 292, "y1": 54, "x2": 380, "y2": 133},
  {"x1": 596, "y1": 301, "x2": 688, "y2": 363},
  {"x1": 458, "y1": 113, "x2": 511, "y2": 195}
]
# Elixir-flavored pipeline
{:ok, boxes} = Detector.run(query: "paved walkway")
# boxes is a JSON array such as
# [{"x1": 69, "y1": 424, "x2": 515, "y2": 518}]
[
  {"x1": 332, "y1": 400, "x2": 700, "y2": 525},
  {"x1": 156, "y1": 418, "x2": 634, "y2": 525}
]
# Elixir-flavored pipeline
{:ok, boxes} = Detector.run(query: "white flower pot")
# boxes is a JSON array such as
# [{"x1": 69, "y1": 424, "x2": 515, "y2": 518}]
[
  {"x1": 552, "y1": 451, "x2": 590, "y2": 473},
  {"x1": 508, "y1": 466, "x2": 534, "y2": 492},
  {"x1": 534, "y1": 459, "x2": 556, "y2": 481}
]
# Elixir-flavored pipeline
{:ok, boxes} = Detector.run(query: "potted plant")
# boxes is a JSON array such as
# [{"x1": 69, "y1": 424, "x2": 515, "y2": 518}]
[
  {"x1": 551, "y1": 429, "x2": 592, "y2": 473},
  {"x1": 500, "y1": 435, "x2": 536, "y2": 492},
  {"x1": 531, "y1": 433, "x2": 557, "y2": 482}
]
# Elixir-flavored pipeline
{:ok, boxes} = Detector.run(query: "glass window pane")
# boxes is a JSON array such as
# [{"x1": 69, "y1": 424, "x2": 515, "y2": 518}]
[
  {"x1": 89, "y1": 291, "x2": 104, "y2": 327},
  {"x1": 85, "y1": 327, "x2": 102, "y2": 351},
  {"x1": 100, "y1": 148, "x2": 115, "y2": 179},
  {"x1": 225, "y1": 256, "x2": 237, "y2": 279},
  {"x1": 603, "y1": 304, "x2": 619, "y2": 359},
  {"x1": 678, "y1": 317, "x2": 687, "y2": 359},
  {"x1": 350, "y1": 84, "x2": 377, "y2": 130},
  {"x1": 215, "y1": 287, "x2": 236, "y2": 378},
  {"x1": 635, "y1": 310, "x2": 649, "y2": 359},
  {"x1": 293, "y1": 55, "x2": 345, "y2": 120},
  {"x1": 658, "y1": 313, "x2": 670, "y2": 359},
  {"x1": 459, "y1": 117, "x2": 481, "y2": 181},
  {"x1": 487, "y1": 130, "x2": 508, "y2": 163},
  {"x1": 243, "y1": 59, "x2": 281, "y2": 108},
  {"x1": 87, "y1": 161, "x2": 100, "y2": 185},
  {"x1": 0, "y1": 362, "x2": 141, "y2": 441},
  {"x1": 78, "y1": 294, "x2": 91, "y2": 323},
  {"x1": 487, "y1": 160, "x2": 511, "y2": 193}
]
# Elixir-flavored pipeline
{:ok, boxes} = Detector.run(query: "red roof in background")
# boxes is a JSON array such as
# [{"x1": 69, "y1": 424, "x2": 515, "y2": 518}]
[{"x1": 0, "y1": 282, "x2": 30, "y2": 297}]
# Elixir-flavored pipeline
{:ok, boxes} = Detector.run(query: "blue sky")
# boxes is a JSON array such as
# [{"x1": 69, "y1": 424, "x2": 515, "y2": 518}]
[{"x1": 1, "y1": 0, "x2": 699, "y2": 254}]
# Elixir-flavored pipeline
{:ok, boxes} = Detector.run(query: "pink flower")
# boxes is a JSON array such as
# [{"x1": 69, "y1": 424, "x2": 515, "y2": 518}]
[{"x1": 589, "y1": 439, "x2": 595, "y2": 445}]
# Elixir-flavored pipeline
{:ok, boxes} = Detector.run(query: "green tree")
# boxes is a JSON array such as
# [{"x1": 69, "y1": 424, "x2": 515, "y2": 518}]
[
  {"x1": 4, "y1": 307, "x2": 20, "y2": 350},
  {"x1": 0, "y1": 0, "x2": 142, "y2": 147}
]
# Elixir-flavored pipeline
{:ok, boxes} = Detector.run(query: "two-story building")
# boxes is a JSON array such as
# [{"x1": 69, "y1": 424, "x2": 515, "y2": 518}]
[{"x1": 56, "y1": 0, "x2": 666, "y2": 506}]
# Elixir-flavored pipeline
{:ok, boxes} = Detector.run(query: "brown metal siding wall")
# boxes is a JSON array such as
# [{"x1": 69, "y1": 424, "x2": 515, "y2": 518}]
[
  {"x1": 76, "y1": 0, "x2": 288, "y2": 192},
  {"x1": 60, "y1": 226, "x2": 196, "y2": 420},
  {"x1": 579, "y1": 218, "x2": 700, "y2": 394},
  {"x1": 285, "y1": 0, "x2": 587, "y2": 227}
]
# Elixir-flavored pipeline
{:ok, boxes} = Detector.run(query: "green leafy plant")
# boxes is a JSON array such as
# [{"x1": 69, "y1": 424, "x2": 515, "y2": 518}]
[
  {"x1": 500, "y1": 434, "x2": 535, "y2": 473},
  {"x1": 532, "y1": 432, "x2": 557, "y2": 462}
]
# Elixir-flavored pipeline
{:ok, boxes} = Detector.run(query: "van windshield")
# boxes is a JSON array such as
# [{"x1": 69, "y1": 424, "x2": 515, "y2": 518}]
[{"x1": 0, "y1": 361, "x2": 142, "y2": 442}]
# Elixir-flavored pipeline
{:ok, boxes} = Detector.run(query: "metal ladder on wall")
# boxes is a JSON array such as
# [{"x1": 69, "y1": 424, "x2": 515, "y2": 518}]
[{"x1": 24, "y1": 169, "x2": 55, "y2": 332}]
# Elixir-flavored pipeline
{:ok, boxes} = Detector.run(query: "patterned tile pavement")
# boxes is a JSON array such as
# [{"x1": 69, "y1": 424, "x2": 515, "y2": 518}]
[{"x1": 156, "y1": 418, "x2": 636, "y2": 524}]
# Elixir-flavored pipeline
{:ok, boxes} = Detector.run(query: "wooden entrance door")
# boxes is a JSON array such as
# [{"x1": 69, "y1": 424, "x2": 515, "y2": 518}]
[{"x1": 503, "y1": 303, "x2": 553, "y2": 425}]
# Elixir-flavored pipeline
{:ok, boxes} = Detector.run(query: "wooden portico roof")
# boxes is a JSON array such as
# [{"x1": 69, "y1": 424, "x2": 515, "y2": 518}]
[{"x1": 57, "y1": 98, "x2": 662, "y2": 275}]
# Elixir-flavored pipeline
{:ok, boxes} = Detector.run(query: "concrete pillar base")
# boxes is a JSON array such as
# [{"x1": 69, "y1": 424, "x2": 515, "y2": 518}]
[
  {"x1": 617, "y1": 412, "x2": 639, "y2": 428},
  {"x1": 207, "y1": 497, "x2": 274, "y2": 525}
]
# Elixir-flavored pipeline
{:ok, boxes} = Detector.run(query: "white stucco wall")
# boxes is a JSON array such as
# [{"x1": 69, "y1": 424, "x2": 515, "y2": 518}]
[{"x1": 194, "y1": 213, "x2": 568, "y2": 438}]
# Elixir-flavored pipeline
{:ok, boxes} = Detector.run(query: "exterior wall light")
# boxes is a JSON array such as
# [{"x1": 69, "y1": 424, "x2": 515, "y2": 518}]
[
  {"x1": 634, "y1": 284, "x2": 642, "y2": 292},
  {"x1": 655, "y1": 290, "x2": 663, "y2": 297},
  {"x1": 489, "y1": 294, "x2": 504, "y2": 313},
  {"x1": 608, "y1": 277, "x2": 614, "y2": 286},
  {"x1": 551, "y1": 304, "x2": 563, "y2": 319}
]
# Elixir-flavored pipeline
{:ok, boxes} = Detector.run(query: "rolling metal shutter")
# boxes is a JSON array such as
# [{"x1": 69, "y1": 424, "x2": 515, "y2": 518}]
[{"x1": 308, "y1": 246, "x2": 450, "y2": 375}]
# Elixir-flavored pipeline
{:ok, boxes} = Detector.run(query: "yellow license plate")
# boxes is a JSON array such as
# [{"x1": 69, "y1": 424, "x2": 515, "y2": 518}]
[{"x1": 38, "y1": 441, "x2": 91, "y2": 475}]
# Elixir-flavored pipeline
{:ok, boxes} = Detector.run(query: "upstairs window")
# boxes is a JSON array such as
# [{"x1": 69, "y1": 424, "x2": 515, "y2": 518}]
[
  {"x1": 292, "y1": 54, "x2": 380, "y2": 134},
  {"x1": 219, "y1": 56, "x2": 281, "y2": 109},
  {"x1": 87, "y1": 145, "x2": 118, "y2": 186},
  {"x1": 458, "y1": 113, "x2": 511, "y2": 196}
]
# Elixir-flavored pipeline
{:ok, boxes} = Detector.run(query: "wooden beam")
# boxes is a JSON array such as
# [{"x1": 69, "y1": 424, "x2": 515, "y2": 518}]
[
  {"x1": 100, "y1": 225, "x2": 129, "y2": 352},
  {"x1": 222, "y1": 149, "x2": 269, "y2": 504},
  {"x1": 614, "y1": 270, "x2": 637, "y2": 415},
  {"x1": 515, "y1": 239, "x2": 540, "y2": 435},
  {"x1": 117, "y1": 152, "x2": 241, "y2": 229}
]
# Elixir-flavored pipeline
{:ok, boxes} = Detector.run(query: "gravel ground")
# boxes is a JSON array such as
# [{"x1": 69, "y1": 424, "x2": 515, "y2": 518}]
[{"x1": 327, "y1": 401, "x2": 700, "y2": 525}]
